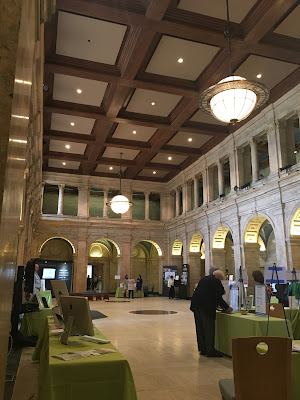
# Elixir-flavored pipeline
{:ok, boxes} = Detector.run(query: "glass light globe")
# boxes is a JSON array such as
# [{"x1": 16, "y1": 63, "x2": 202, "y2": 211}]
[
  {"x1": 210, "y1": 76, "x2": 257, "y2": 123},
  {"x1": 110, "y1": 194, "x2": 130, "y2": 214}
]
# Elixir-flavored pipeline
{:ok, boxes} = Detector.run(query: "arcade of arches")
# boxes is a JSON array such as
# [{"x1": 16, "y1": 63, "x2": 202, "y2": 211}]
[{"x1": 32, "y1": 206, "x2": 300, "y2": 296}]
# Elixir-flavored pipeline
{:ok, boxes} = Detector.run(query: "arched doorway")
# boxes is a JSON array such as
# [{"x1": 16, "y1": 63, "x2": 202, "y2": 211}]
[
  {"x1": 290, "y1": 207, "x2": 300, "y2": 269},
  {"x1": 39, "y1": 237, "x2": 75, "y2": 291},
  {"x1": 188, "y1": 233, "x2": 205, "y2": 294},
  {"x1": 88, "y1": 239, "x2": 120, "y2": 293},
  {"x1": 244, "y1": 216, "x2": 276, "y2": 293},
  {"x1": 212, "y1": 226, "x2": 234, "y2": 276},
  {"x1": 131, "y1": 240, "x2": 162, "y2": 292}
]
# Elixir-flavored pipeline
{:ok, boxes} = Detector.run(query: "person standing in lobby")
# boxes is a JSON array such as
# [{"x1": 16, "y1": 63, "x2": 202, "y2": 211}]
[
  {"x1": 128, "y1": 276, "x2": 135, "y2": 299},
  {"x1": 190, "y1": 270, "x2": 232, "y2": 357},
  {"x1": 123, "y1": 274, "x2": 129, "y2": 298},
  {"x1": 168, "y1": 275, "x2": 175, "y2": 299},
  {"x1": 174, "y1": 276, "x2": 181, "y2": 299},
  {"x1": 136, "y1": 275, "x2": 143, "y2": 297}
]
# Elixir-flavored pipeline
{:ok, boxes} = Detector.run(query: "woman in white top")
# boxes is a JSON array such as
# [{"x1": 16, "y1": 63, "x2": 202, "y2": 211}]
[
  {"x1": 128, "y1": 277, "x2": 136, "y2": 299},
  {"x1": 167, "y1": 276, "x2": 175, "y2": 299}
]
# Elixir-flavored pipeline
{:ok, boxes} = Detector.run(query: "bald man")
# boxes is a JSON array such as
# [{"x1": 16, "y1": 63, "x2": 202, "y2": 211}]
[{"x1": 190, "y1": 270, "x2": 232, "y2": 357}]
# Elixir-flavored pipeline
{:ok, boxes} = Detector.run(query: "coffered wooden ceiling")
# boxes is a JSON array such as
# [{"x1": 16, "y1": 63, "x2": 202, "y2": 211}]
[{"x1": 43, "y1": 0, "x2": 300, "y2": 182}]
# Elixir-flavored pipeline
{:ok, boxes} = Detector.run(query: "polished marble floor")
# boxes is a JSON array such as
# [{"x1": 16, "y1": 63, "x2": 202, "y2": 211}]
[{"x1": 12, "y1": 297, "x2": 233, "y2": 400}]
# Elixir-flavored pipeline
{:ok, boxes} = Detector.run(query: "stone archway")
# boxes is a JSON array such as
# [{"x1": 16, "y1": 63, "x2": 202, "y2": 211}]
[
  {"x1": 212, "y1": 226, "x2": 234, "y2": 276},
  {"x1": 132, "y1": 240, "x2": 161, "y2": 292},
  {"x1": 244, "y1": 216, "x2": 276, "y2": 293},
  {"x1": 89, "y1": 239, "x2": 120, "y2": 292},
  {"x1": 290, "y1": 207, "x2": 300, "y2": 269},
  {"x1": 188, "y1": 233, "x2": 205, "y2": 295}
]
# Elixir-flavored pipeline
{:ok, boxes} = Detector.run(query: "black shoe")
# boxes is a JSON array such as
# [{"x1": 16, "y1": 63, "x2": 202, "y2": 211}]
[{"x1": 207, "y1": 350, "x2": 223, "y2": 357}]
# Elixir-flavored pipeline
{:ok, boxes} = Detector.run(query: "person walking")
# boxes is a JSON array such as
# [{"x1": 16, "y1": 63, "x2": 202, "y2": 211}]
[
  {"x1": 167, "y1": 275, "x2": 175, "y2": 299},
  {"x1": 136, "y1": 275, "x2": 143, "y2": 297},
  {"x1": 190, "y1": 270, "x2": 232, "y2": 357},
  {"x1": 97, "y1": 275, "x2": 103, "y2": 293},
  {"x1": 128, "y1": 276, "x2": 135, "y2": 299},
  {"x1": 123, "y1": 274, "x2": 129, "y2": 298},
  {"x1": 92, "y1": 274, "x2": 98, "y2": 291}
]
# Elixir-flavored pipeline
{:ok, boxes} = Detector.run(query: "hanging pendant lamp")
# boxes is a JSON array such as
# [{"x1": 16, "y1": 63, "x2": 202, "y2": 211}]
[
  {"x1": 107, "y1": 153, "x2": 133, "y2": 214},
  {"x1": 199, "y1": 0, "x2": 269, "y2": 124}
]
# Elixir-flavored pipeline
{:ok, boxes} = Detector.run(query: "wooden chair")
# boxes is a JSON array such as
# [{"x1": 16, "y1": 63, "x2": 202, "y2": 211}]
[
  {"x1": 265, "y1": 303, "x2": 284, "y2": 318},
  {"x1": 219, "y1": 336, "x2": 292, "y2": 400}
]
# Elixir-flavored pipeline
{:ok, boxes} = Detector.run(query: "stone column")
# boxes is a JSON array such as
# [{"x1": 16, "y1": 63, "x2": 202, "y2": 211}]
[
  {"x1": 243, "y1": 243, "x2": 260, "y2": 294},
  {"x1": 78, "y1": 185, "x2": 89, "y2": 218},
  {"x1": 145, "y1": 191, "x2": 150, "y2": 220},
  {"x1": 120, "y1": 238, "x2": 132, "y2": 278},
  {"x1": 229, "y1": 152, "x2": 237, "y2": 191},
  {"x1": 160, "y1": 193, "x2": 169, "y2": 221},
  {"x1": 186, "y1": 181, "x2": 192, "y2": 212},
  {"x1": 218, "y1": 160, "x2": 224, "y2": 196},
  {"x1": 236, "y1": 148, "x2": 244, "y2": 188},
  {"x1": 266, "y1": 125, "x2": 279, "y2": 175},
  {"x1": 73, "y1": 238, "x2": 88, "y2": 292},
  {"x1": 207, "y1": 167, "x2": 214, "y2": 202},
  {"x1": 188, "y1": 253, "x2": 202, "y2": 296},
  {"x1": 286, "y1": 119, "x2": 296, "y2": 164},
  {"x1": 250, "y1": 138, "x2": 259, "y2": 183},
  {"x1": 202, "y1": 169, "x2": 209, "y2": 205},
  {"x1": 41, "y1": 182, "x2": 45, "y2": 214},
  {"x1": 193, "y1": 177, "x2": 199, "y2": 209},
  {"x1": 276, "y1": 120, "x2": 288, "y2": 168},
  {"x1": 57, "y1": 184, "x2": 65, "y2": 215},
  {"x1": 175, "y1": 188, "x2": 180, "y2": 216},
  {"x1": 103, "y1": 188, "x2": 108, "y2": 217},
  {"x1": 244, "y1": 146, "x2": 252, "y2": 184}
]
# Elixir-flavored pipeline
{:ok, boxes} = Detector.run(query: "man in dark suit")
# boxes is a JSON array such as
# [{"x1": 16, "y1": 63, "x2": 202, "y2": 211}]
[{"x1": 190, "y1": 269, "x2": 232, "y2": 357}]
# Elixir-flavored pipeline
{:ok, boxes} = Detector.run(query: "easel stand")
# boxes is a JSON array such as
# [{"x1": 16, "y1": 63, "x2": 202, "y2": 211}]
[
  {"x1": 266, "y1": 263, "x2": 290, "y2": 338},
  {"x1": 238, "y1": 266, "x2": 246, "y2": 310}
]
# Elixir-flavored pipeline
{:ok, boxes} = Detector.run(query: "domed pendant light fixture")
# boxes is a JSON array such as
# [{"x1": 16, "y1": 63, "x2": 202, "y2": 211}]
[
  {"x1": 199, "y1": 0, "x2": 269, "y2": 124},
  {"x1": 107, "y1": 153, "x2": 133, "y2": 214}
]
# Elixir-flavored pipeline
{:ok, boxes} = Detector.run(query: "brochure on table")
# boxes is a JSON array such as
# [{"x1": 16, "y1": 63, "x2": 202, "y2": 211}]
[{"x1": 255, "y1": 285, "x2": 267, "y2": 316}]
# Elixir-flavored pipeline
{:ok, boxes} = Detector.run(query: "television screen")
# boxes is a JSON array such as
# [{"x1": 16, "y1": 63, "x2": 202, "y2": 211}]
[{"x1": 42, "y1": 268, "x2": 56, "y2": 279}]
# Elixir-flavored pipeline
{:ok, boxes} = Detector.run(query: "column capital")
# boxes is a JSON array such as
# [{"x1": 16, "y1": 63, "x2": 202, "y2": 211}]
[
  {"x1": 78, "y1": 184, "x2": 90, "y2": 191},
  {"x1": 276, "y1": 119, "x2": 287, "y2": 130},
  {"x1": 42, "y1": 181, "x2": 46, "y2": 187},
  {"x1": 102, "y1": 186, "x2": 110, "y2": 192},
  {"x1": 58, "y1": 183, "x2": 65, "y2": 189}
]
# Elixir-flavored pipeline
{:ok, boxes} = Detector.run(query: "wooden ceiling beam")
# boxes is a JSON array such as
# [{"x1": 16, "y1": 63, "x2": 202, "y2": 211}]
[
  {"x1": 144, "y1": 162, "x2": 181, "y2": 171},
  {"x1": 160, "y1": 145, "x2": 202, "y2": 156},
  {"x1": 44, "y1": 100, "x2": 228, "y2": 136},
  {"x1": 104, "y1": 138, "x2": 151, "y2": 150},
  {"x1": 44, "y1": 130, "x2": 95, "y2": 144},
  {"x1": 56, "y1": 0, "x2": 300, "y2": 65},
  {"x1": 45, "y1": 54, "x2": 199, "y2": 97},
  {"x1": 97, "y1": 157, "x2": 136, "y2": 167},
  {"x1": 44, "y1": 151, "x2": 87, "y2": 162}
]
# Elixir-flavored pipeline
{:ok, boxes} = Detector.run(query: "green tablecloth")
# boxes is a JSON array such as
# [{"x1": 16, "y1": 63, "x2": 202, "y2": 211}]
[
  {"x1": 20, "y1": 308, "x2": 53, "y2": 337},
  {"x1": 39, "y1": 290, "x2": 53, "y2": 308},
  {"x1": 257, "y1": 341, "x2": 300, "y2": 400},
  {"x1": 115, "y1": 287, "x2": 143, "y2": 298},
  {"x1": 215, "y1": 312, "x2": 293, "y2": 356},
  {"x1": 38, "y1": 317, "x2": 137, "y2": 400}
]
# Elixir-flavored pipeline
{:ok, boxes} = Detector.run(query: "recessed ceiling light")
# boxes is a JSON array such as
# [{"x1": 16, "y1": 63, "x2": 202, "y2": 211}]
[
  {"x1": 65, "y1": 144, "x2": 70, "y2": 149},
  {"x1": 109, "y1": 166, "x2": 113, "y2": 170},
  {"x1": 133, "y1": 130, "x2": 136, "y2": 134},
  {"x1": 88, "y1": 39, "x2": 92, "y2": 43},
  {"x1": 188, "y1": 138, "x2": 192, "y2": 142},
  {"x1": 76, "y1": 89, "x2": 82, "y2": 94},
  {"x1": 153, "y1": 171, "x2": 156, "y2": 174},
  {"x1": 70, "y1": 122, "x2": 75, "y2": 126},
  {"x1": 294, "y1": 150, "x2": 297, "y2": 154},
  {"x1": 62, "y1": 162, "x2": 66, "y2": 166},
  {"x1": 178, "y1": 58, "x2": 183, "y2": 63},
  {"x1": 151, "y1": 102, "x2": 155, "y2": 106},
  {"x1": 168, "y1": 156, "x2": 172, "y2": 160},
  {"x1": 256, "y1": 74, "x2": 262, "y2": 79}
]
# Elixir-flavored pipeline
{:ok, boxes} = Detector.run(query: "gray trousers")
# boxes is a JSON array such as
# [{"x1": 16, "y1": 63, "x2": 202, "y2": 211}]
[{"x1": 192, "y1": 308, "x2": 216, "y2": 355}]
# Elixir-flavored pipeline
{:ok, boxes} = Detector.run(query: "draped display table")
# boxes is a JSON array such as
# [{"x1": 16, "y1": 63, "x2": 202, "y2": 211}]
[
  {"x1": 37, "y1": 317, "x2": 137, "y2": 400},
  {"x1": 20, "y1": 308, "x2": 53, "y2": 337},
  {"x1": 257, "y1": 340, "x2": 300, "y2": 400},
  {"x1": 215, "y1": 312, "x2": 293, "y2": 356},
  {"x1": 115, "y1": 287, "x2": 143, "y2": 298}
]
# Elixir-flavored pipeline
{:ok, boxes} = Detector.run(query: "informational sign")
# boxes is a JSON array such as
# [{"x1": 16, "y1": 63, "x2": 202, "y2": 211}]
[
  {"x1": 38, "y1": 260, "x2": 73, "y2": 292},
  {"x1": 114, "y1": 275, "x2": 121, "y2": 280},
  {"x1": 286, "y1": 270, "x2": 300, "y2": 282},
  {"x1": 230, "y1": 285, "x2": 239, "y2": 312},
  {"x1": 175, "y1": 275, "x2": 180, "y2": 280},
  {"x1": 181, "y1": 264, "x2": 189, "y2": 285},
  {"x1": 264, "y1": 266, "x2": 287, "y2": 284},
  {"x1": 165, "y1": 271, "x2": 175, "y2": 280},
  {"x1": 255, "y1": 285, "x2": 267, "y2": 316}
]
